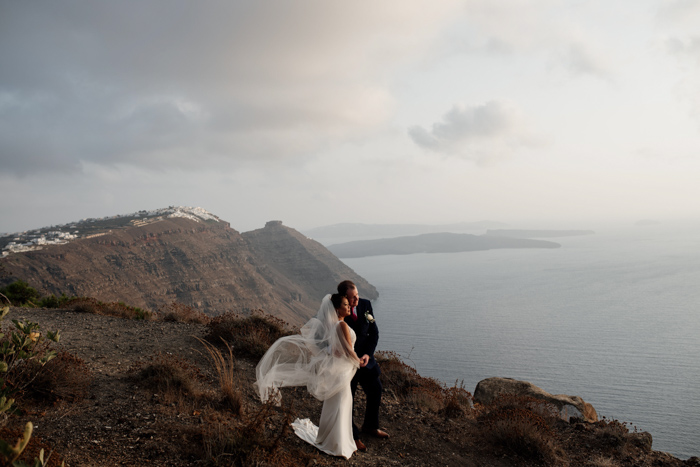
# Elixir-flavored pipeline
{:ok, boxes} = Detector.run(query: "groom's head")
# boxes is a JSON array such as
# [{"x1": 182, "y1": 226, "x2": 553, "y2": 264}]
[{"x1": 337, "y1": 280, "x2": 359, "y2": 308}]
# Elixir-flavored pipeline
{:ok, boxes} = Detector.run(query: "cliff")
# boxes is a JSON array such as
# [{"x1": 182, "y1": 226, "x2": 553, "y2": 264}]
[{"x1": 0, "y1": 217, "x2": 375, "y2": 326}]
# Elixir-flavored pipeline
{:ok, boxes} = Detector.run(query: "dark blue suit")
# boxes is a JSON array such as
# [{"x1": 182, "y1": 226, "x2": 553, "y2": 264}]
[{"x1": 344, "y1": 298, "x2": 382, "y2": 438}]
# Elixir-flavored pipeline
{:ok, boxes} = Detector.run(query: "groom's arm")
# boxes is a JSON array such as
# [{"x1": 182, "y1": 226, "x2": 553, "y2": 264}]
[{"x1": 364, "y1": 300, "x2": 379, "y2": 358}]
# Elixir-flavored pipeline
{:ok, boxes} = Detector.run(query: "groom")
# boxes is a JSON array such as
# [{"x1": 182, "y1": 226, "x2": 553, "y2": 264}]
[{"x1": 337, "y1": 280, "x2": 389, "y2": 452}]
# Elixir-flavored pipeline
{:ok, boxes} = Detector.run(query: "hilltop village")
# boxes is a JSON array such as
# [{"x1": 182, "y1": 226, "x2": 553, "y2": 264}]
[{"x1": 1, "y1": 206, "x2": 222, "y2": 258}]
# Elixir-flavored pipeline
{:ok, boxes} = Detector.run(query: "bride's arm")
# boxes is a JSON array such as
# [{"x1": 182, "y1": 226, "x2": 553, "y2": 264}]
[{"x1": 337, "y1": 321, "x2": 361, "y2": 365}]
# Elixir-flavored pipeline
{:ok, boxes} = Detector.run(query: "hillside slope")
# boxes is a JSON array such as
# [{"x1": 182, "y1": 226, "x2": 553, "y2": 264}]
[{"x1": 1, "y1": 217, "x2": 374, "y2": 326}]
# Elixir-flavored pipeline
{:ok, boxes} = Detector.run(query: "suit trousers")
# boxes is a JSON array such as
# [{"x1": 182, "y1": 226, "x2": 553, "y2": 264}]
[{"x1": 350, "y1": 363, "x2": 382, "y2": 439}]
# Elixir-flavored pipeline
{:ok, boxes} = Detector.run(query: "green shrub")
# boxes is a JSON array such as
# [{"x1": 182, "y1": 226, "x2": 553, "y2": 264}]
[
  {"x1": 0, "y1": 299, "x2": 64, "y2": 467},
  {"x1": 0, "y1": 281, "x2": 40, "y2": 307},
  {"x1": 37, "y1": 294, "x2": 71, "y2": 309}
]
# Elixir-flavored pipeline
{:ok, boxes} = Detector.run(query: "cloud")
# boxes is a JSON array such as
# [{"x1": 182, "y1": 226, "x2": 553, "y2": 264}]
[
  {"x1": 657, "y1": 0, "x2": 700, "y2": 27},
  {"x1": 444, "y1": 2, "x2": 615, "y2": 80},
  {"x1": 656, "y1": 2, "x2": 700, "y2": 124},
  {"x1": 554, "y1": 41, "x2": 614, "y2": 80},
  {"x1": 408, "y1": 100, "x2": 538, "y2": 163},
  {"x1": 0, "y1": 1, "x2": 462, "y2": 176}
]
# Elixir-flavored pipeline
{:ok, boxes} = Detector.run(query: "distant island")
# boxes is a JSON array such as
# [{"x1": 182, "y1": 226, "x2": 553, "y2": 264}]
[
  {"x1": 303, "y1": 221, "x2": 507, "y2": 239},
  {"x1": 486, "y1": 229, "x2": 595, "y2": 238},
  {"x1": 327, "y1": 232, "x2": 560, "y2": 258}
]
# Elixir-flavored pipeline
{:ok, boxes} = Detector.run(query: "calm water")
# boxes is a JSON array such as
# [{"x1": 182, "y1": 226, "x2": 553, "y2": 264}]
[{"x1": 333, "y1": 224, "x2": 700, "y2": 459}]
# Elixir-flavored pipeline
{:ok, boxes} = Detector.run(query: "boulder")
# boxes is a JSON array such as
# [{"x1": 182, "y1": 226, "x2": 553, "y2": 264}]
[{"x1": 473, "y1": 377, "x2": 598, "y2": 423}]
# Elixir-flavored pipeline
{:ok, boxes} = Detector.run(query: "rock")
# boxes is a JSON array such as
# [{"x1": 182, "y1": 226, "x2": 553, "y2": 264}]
[
  {"x1": 628, "y1": 431, "x2": 653, "y2": 452},
  {"x1": 473, "y1": 377, "x2": 598, "y2": 422}
]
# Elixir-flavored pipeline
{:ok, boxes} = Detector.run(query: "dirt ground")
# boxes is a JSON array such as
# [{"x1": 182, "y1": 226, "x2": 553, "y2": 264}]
[{"x1": 3, "y1": 307, "x2": 698, "y2": 467}]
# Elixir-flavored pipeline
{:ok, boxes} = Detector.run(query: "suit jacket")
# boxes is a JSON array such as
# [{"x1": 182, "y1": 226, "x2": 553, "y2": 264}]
[{"x1": 344, "y1": 298, "x2": 379, "y2": 370}]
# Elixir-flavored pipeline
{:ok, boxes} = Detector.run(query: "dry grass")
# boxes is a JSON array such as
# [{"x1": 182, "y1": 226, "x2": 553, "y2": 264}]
[
  {"x1": 195, "y1": 336, "x2": 243, "y2": 416},
  {"x1": 64, "y1": 297, "x2": 155, "y2": 320}
]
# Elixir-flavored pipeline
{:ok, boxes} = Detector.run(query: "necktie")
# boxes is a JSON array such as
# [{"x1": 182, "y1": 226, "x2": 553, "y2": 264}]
[{"x1": 351, "y1": 307, "x2": 357, "y2": 321}]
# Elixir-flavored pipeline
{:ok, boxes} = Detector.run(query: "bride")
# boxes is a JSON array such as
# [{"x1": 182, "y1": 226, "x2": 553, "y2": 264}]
[{"x1": 255, "y1": 293, "x2": 361, "y2": 459}]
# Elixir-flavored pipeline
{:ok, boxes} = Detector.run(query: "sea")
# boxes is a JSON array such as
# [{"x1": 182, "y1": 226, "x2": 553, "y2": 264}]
[{"x1": 318, "y1": 222, "x2": 700, "y2": 460}]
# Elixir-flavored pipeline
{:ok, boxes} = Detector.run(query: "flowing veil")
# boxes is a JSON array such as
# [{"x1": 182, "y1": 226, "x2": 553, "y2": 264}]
[{"x1": 255, "y1": 294, "x2": 359, "y2": 404}]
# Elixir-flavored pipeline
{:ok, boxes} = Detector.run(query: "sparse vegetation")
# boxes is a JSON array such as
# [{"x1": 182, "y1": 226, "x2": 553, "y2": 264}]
[
  {"x1": 0, "y1": 301, "x2": 691, "y2": 466},
  {"x1": 0, "y1": 295, "x2": 65, "y2": 466},
  {"x1": 159, "y1": 302, "x2": 211, "y2": 325},
  {"x1": 376, "y1": 351, "x2": 473, "y2": 418},
  {"x1": 62, "y1": 296, "x2": 155, "y2": 320},
  {"x1": 206, "y1": 309, "x2": 293, "y2": 359},
  {"x1": 0, "y1": 312, "x2": 61, "y2": 410},
  {"x1": 131, "y1": 352, "x2": 206, "y2": 406},
  {"x1": 195, "y1": 337, "x2": 243, "y2": 416},
  {"x1": 0, "y1": 281, "x2": 40, "y2": 307},
  {"x1": 25, "y1": 351, "x2": 92, "y2": 403},
  {"x1": 478, "y1": 395, "x2": 565, "y2": 465}
]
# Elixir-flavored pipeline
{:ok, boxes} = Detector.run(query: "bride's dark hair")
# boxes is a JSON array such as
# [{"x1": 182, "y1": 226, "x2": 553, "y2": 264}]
[{"x1": 330, "y1": 293, "x2": 345, "y2": 310}]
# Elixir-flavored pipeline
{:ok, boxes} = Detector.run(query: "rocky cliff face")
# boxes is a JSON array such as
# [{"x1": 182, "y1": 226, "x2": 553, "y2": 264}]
[{"x1": 0, "y1": 217, "x2": 376, "y2": 326}]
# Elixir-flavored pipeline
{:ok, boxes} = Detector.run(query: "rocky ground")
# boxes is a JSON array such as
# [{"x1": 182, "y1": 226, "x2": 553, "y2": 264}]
[{"x1": 3, "y1": 307, "x2": 699, "y2": 467}]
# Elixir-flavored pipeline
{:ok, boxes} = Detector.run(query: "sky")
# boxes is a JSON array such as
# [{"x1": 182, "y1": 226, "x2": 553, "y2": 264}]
[{"x1": 2, "y1": 0, "x2": 700, "y2": 234}]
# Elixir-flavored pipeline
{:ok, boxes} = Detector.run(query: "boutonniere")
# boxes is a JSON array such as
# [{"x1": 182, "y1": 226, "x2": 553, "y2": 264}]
[{"x1": 364, "y1": 311, "x2": 375, "y2": 323}]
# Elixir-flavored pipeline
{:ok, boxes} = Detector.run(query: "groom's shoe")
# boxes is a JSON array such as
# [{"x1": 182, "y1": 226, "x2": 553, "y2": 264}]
[
  {"x1": 362, "y1": 428, "x2": 389, "y2": 439},
  {"x1": 355, "y1": 439, "x2": 367, "y2": 452}
]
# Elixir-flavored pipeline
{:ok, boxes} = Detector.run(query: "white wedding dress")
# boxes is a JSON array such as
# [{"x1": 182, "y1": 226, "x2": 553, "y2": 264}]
[
  {"x1": 291, "y1": 327, "x2": 356, "y2": 459},
  {"x1": 255, "y1": 295, "x2": 359, "y2": 459}
]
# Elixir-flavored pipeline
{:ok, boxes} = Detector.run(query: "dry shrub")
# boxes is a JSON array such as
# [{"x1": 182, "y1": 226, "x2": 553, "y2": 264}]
[
  {"x1": 159, "y1": 302, "x2": 211, "y2": 325},
  {"x1": 25, "y1": 351, "x2": 93, "y2": 403},
  {"x1": 195, "y1": 336, "x2": 243, "y2": 416},
  {"x1": 442, "y1": 380, "x2": 473, "y2": 419},
  {"x1": 479, "y1": 395, "x2": 565, "y2": 464},
  {"x1": 376, "y1": 352, "x2": 474, "y2": 417},
  {"x1": 131, "y1": 353, "x2": 205, "y2": 404},
  {"x1": 196, "y1": 401, "x2": 305, "y2": 466},
  {"x1": 592, "y1": 418, "x2": 638, "y2": 455},
  {"x1": 376, "y1": 351, "x2": 435, "y2": 398},
  {"x1": 65, "y1": 297, "x2": 155, "y2": 320},
  {"x1": 206, "y1": 310, "x2": 292, "y2": 359}
]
